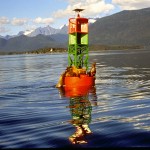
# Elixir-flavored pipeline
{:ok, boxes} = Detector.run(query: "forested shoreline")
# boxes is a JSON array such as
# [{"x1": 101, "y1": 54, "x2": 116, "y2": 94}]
[{"x1": 0, "y1": 45, "x2": 145, "y2": 55}]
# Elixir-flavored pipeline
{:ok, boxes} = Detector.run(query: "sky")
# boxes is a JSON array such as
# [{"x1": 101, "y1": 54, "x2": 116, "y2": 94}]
[{"x1": 0, "y1": 0, "x2": 150, "y2": 36}]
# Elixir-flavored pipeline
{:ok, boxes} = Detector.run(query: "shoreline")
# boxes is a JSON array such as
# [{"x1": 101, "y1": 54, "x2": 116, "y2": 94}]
[{"x1": 0, "y1": 45, "x2": 147, "y2": 56}]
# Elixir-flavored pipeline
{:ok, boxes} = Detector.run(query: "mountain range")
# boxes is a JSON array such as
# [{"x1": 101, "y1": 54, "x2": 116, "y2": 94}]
[
  {"x1": 0, "y1": 7, "x2": 150, "y2": 53},
  {"x1": 18, "y1": 24, "x2": 68, "y2": 37},
  {"x1": 0, "y1": 25, "x2": 69, "y2": 52},
  {"x1": 89, "y1": 7, "x2": 150, "y2": 46},
  {"x1": 1, "y1": 24, "x2": 68, "y2": 40}
]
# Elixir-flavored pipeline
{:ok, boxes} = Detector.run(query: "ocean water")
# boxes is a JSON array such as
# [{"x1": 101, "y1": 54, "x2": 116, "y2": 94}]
[{"x1": 0, "y1": 49, "x2": 150, "y2": 148}]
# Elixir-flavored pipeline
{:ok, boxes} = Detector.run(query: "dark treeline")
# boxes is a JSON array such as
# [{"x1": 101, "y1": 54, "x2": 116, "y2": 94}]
[
  {"x1": 0, "y1": 47, "x2": 67, "y2": 55},
  {"x1": 90, "y1": 44, "x2": 144, "y2": 51},
  {"x1": 0, "y1": 45, "x2": 144, "y2": 55},
  {"x1": 27, "y1": 47, "x2": 67, "y2": 54}
]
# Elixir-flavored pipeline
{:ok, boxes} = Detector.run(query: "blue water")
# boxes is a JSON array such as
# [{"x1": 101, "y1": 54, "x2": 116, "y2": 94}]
[{"x1": 0, "y1": 50, "x2": 150, "y2": 148}]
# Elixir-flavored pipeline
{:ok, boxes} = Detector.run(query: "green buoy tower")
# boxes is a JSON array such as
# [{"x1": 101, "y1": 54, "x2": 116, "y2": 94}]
[{"x1": 68, "y1": 9, "x2": 89, "y2": 70}]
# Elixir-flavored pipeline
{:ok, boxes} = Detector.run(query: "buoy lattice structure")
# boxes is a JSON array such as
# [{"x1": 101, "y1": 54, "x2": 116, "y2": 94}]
[{"x1": 68, "y1": 9, "x2": 89, "y2": 69}]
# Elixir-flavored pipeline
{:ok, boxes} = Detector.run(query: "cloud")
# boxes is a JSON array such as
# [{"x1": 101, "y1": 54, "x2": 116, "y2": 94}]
[
  {"x1": 33, "y1": 17, "x2": 54, "y2": 24},
  {"x1": 112, "y1": 0, "x2": 150, "y2": 10},
  {"x1": 0, "y1": 26, "x2": 9, "y2": 33},
  {"x1": 11, "y1": 18, "x2": 28, "y2": 26},
  {"x1": 89, "y1": 18, "x2": 97, "y2": 23},
  {"x1": 53, "y1": 0, "x2": 114, "y2": 18},
  {"x1": 83, "y1": 0, "x2": 115, "y2": 17},
  {"x1": 0, "y1": 17, "x2": 10, "y2": 25}
]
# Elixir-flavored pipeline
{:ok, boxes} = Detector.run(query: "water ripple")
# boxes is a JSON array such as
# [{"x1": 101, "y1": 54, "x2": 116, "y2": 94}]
[{"x1": 0, "y1": 51, "x2": 150, "y2": 148}]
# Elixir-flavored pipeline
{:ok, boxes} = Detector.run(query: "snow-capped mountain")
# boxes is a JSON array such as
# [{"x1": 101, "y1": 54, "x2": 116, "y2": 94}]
[
  {"x1": 0, "y1": 24, "x2": 68, "y2": 39},
  {"x1": 18, "y1": 25, "x2": 68, "y2": 37},
  {"x1": 18, "y1": 29, "x2": 34, "y2": 36},
  {"x1": 0, "y1": 18, "x2": 97, "y2": 40},
  {"x1": 28, "y1": 26, "x2": 60, "y2": 37},
  {"x1": 1, "y1": 19, "x2": 96, "y2": 39},
  {"x1": 58, "y1": 24, "x2": 68, "y2": 34}
]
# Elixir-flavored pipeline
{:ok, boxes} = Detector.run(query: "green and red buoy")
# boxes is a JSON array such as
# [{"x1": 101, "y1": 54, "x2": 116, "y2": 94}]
[{"x1": 56, "y1": 9, "x2": 96, "y2": 97}]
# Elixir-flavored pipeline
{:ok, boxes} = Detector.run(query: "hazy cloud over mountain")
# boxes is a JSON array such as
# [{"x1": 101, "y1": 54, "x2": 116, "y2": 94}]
[
  {"x1": 33, "y1": 17, "x2": 54, "y2": 24},
  {"x1": 0, "y1": 26, "x2": 9, "y2": 33},
  {"x1": 112, "y1": 0, "x2": 150, "y2": 10},
  {"x1": 11, "y1": 18, "x2": 28, "y2": 26},
  {"x1": 0, "y1": 17, "x2": 10, "y2": 24}
]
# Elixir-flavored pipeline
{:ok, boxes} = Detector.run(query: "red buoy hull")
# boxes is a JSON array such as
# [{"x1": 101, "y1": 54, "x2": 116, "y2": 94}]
[
  {"x1": 64, "y1": 75, "x2": 95, "y2": 97},
  {"x1": 64, "y1": 75, "x2": 95, "y2": 87}
]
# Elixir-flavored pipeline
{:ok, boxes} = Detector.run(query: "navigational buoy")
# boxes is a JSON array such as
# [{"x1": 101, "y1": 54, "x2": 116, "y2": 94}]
[{"x1": 56, "y1": 8, "x2": 96, "y2": 94}]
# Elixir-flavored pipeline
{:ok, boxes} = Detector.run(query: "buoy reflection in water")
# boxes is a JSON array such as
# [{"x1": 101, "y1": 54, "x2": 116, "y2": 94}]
[{"x1": 57, "y1": 86, "x2": 97, "y2": 144}]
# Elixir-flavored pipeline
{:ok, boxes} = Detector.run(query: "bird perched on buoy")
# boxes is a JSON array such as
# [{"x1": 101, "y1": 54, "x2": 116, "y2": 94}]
[
  {"x1": 89, "y1": 62, "x2": 96, "y2": 78},
  {"x1": 72, "y1": 66, "x2": 86, "y2": 77},
  {"x1": 55, "y1": 71, "x2": 66, "y2": 88},
  {"x1": 55, "y1": 64, "x2": 96, "y2": 88}
]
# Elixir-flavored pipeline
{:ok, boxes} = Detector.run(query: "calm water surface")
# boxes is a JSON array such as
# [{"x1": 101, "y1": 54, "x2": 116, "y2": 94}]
[{"x1": 0, "y1": 49, "x2": 150, "y2": 148}]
